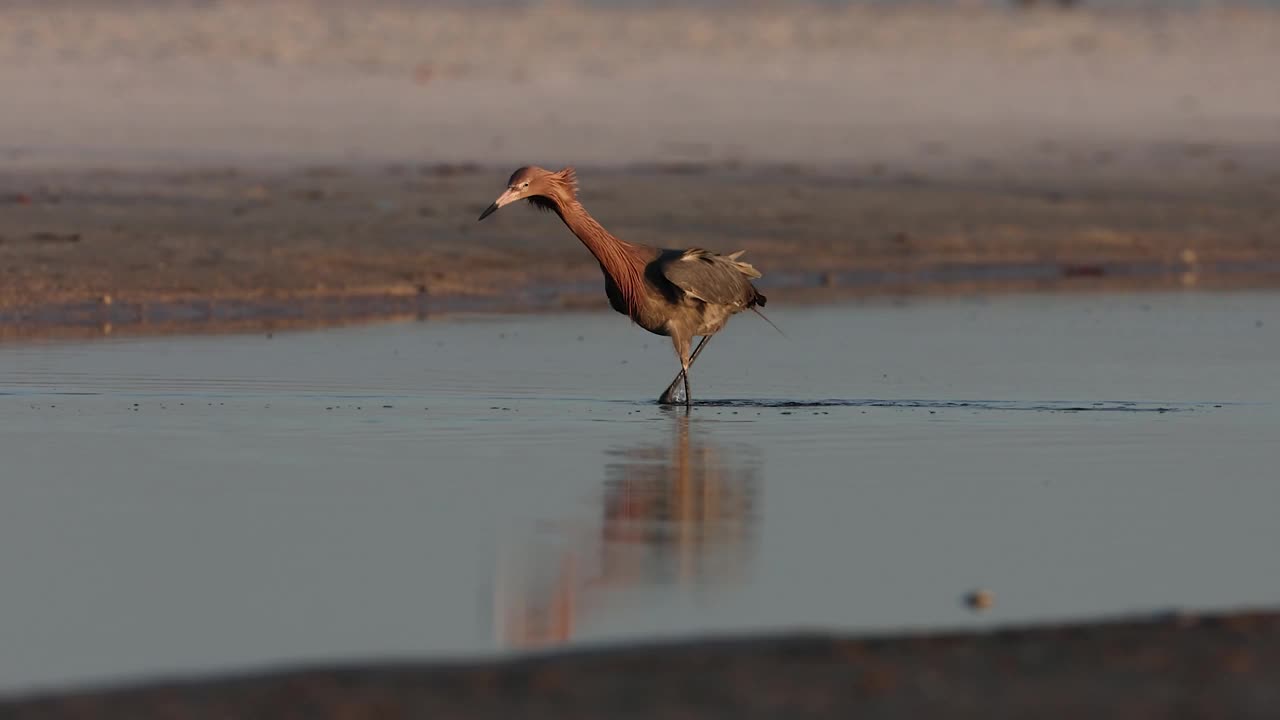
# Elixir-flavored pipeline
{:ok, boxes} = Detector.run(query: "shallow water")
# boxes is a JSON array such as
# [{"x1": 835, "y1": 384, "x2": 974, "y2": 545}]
[{"x1": 1, "y1": 292, "x2": 1278, "y2": 694}]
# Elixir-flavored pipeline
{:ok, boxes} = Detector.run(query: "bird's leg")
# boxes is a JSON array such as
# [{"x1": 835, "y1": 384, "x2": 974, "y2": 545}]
[
  {"x1": 659, "y1": 336, "x2": 698, "y2": 406},
  {"x1": 658, "y1": 336, "x2": 711, "y2": 405}
]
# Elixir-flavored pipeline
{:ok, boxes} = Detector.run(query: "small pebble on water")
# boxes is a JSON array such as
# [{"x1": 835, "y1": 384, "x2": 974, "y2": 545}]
[{"x1": 965, "y1": 590, "x2": 995, "y2": 611}]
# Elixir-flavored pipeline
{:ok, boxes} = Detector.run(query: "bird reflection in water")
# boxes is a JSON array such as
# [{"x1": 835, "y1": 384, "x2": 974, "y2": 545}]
[{"x1": 495, "y1": 414, "x2": 760, "y2": 649}]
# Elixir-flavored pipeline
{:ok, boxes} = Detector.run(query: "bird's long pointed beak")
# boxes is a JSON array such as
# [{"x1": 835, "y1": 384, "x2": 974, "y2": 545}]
[{"x1": 477, "y1": 188, "x2": 519, "y2": 221}]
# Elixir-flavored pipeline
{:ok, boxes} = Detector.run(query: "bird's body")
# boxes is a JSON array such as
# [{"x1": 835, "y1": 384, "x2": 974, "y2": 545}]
[
  {"x1": 615, "y1": 247, "x2": 763, "y2": 336},
  {"x1": 479, "y1": 166, "x2": 767, "y2": 405}
]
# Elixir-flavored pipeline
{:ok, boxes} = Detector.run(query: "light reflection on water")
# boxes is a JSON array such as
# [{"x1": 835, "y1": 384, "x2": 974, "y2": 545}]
[{"x1": 498, "y1": 413, "x2": 760, "y2": 649}]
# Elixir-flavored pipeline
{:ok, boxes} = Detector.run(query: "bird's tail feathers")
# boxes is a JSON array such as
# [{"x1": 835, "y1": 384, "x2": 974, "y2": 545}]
[{"x1": 727, "y1": 250, "x2": 763, "y2": 279}]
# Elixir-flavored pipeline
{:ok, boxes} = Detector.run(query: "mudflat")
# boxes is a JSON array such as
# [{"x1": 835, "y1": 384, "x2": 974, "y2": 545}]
[{"x1": 3, "y1": 164, "x2": 1279, "y2": 337}]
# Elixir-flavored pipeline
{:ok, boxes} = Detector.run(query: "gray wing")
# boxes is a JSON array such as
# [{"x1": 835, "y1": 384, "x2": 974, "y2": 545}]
[{"x1": 659, "y1": 248, "x2": 763, "y2": 307}]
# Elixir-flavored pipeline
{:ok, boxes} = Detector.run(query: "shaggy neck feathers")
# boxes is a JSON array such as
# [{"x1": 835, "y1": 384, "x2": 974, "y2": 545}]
[{"x1": 534, "y1": 170, "x2": 648, "y2": 318}]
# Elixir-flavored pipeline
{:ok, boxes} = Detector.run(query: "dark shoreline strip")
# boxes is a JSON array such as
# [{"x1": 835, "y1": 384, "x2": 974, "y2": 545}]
[
  {"x1": 3, "y1": 259, "x2": 1279, "y2": 342},
  {"x1": 4, "y1": 608, "x2": 1279, "y2": 719}
]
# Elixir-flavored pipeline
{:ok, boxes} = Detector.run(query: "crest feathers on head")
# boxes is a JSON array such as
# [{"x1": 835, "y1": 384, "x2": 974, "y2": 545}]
[
  {"x1": 529, "y1": 166, "x2": 579, "y2": 212},
  {"x1": 554, "y1": 167, "x2": 578, "y2": 198}
]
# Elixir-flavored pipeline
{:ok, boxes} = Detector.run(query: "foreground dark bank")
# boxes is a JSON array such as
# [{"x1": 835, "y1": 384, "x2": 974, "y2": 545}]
[{"x1": 5, "y1": 609, "x2": 1277, "y2": 719}]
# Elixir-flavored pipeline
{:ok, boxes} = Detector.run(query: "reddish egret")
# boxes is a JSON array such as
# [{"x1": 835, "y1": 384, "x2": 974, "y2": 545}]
[{"x1": 478, "y1": 166, "x2": 768, "y2": 406}]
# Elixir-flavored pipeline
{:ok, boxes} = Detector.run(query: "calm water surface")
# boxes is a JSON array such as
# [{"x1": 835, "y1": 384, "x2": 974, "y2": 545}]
[{"x1": 1, "y1": 292, "x2": 1278, "y2": 694}]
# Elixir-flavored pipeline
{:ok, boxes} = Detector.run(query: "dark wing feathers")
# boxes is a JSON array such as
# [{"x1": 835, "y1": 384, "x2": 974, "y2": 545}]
[{"x1": 659, "y1": 248, "x2": 764, "y2": 307}]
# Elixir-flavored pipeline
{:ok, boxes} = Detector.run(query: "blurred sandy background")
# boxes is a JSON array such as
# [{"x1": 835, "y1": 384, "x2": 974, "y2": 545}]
[{"x1": 3, "y1": 0, "x2": 1279, "y2": 179}]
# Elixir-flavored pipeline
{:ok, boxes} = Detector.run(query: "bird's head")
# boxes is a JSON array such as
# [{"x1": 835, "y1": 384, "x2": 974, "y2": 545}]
[{"x1": 478, "y1": 165, "x2": 577, "y2": 221}]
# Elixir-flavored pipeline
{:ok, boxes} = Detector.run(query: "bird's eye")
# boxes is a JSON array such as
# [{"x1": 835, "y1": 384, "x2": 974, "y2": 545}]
[{"x1": 521, "y1": 181, "x2": 530, "y2": 189}]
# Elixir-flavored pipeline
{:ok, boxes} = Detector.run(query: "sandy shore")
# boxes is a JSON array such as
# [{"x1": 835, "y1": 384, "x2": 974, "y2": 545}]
[
  {"x1": 2, "y1": 2, "x2": 1279, "y2": 335},
  {"x1": 1, "y1": 2, "x2": 1278, "y2": 336},
  {"x1": 4, "y1": 609, "x2": 1279, "y2": 719}
]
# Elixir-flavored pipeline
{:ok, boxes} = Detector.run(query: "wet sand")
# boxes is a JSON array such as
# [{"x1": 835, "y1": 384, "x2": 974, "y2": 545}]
[
  {"x1": 4, "y1": 610, "x2": 1279, "y2": 719},
  {"x1": 4, "y1": 164, "x2": 1279, "y2": 338}
]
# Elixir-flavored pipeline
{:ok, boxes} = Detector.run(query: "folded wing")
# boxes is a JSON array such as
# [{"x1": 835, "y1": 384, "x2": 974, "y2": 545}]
[{"x1": 660, "y1": 248, "x2": 765, "y2": 308}]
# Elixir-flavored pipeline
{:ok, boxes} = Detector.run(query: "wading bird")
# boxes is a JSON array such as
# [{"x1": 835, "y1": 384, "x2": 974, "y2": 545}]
[{"x1": 478, "y1": 166, "x2": 769, "y2": 406}]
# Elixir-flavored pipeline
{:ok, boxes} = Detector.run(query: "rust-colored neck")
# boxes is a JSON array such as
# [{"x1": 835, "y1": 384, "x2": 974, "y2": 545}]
[{"x1": 548, "y1": 196, "x2": 647, "y2": 316}]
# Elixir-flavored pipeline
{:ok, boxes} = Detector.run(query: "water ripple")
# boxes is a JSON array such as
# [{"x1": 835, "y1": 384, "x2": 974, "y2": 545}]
[{"x1": 675, "y1": 398, "x2": 1217, "y2": 413}]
